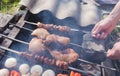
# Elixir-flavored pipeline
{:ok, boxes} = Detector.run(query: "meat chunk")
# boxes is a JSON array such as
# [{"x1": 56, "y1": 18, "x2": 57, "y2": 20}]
[
  {"x1": 31, "y1": 28, "x2": 50, "y2": 40},
  {"x1": 44, "y1": 34, "x2": 70, "y2": 46},
  {"x1": 49, "y1": 48, "x2": 79, "y2": 63},
  {"x1": 29, "y1": 38, "x2": 45, "y2": 53}
]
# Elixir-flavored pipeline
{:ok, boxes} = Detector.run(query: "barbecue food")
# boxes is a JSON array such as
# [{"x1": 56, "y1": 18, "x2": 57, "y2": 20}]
[
  {"x1": 4, "y1": 58, "x2": 17, "y2": 68},
  {"x1": 48, "y1": 48, "x2": 79, "y2": 63},
  {"x1": 31, "y1": 28, "x2": 50, "y2": 40},
  {"x1": 29, "y1": 38, "x2": 45, "y2": 53},
  {"x1": 34, "y1": 55, "x2": 69, "y2": 69},
  {"x1": 37, "y1": 22, "x2": 71, "y2": 32},
  {"x1": 30, "y1": 65, "x2": 43, "y2": 76},
  {"x1": 19, "y1": 64, "x2": 30, "y2": 75},
  {"x1": 0, "y1": 68, "x2": 9, "y2": 76},
  {"x1": 10, "y1": 70, "x2": 20, "y2": 76},
  {"x1": 42, "y1": 69, "x2": 55, "y2": 76},
  {"x1": 44, "y1": 34, "x2": 70, "y2": 47}
]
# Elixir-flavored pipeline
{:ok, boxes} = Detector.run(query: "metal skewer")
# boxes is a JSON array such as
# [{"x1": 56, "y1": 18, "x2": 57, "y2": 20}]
[
  {"x1": 5, "y1": 23, "x2": 118, "y2": 71},
  {"x1": 77, "y1": 58, "x2": 119, "y2": 72},
  {"x1": 9, "y1": 23, "x2": 106, "y2": 55},
  {"x1": 0, "y1": 45, "x2": 94, "y2": 75},
  {"x1": 0, "y1": 34, "x2": 29, "y2": 45},
  {"x1": 24, "y1": 21, "x2": 89, "y2": 34},
  {"x1": 9, "y1": 23, "x2": 33, "y2": 32}
]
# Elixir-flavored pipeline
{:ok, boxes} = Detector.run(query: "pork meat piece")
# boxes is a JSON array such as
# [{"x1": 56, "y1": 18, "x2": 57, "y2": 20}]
[
  {"x1": 49, "y1": 48, "x2": 79, "y2": 63},
  {"x1": 29, "y1": 37, "x2": 45, "y2": 53},
  {"x1": 44, "y1": 34, "x2": 70, "y2": 46},
  {"x1": 31, "y1": 28, "x2": 50, "y2": 40}
]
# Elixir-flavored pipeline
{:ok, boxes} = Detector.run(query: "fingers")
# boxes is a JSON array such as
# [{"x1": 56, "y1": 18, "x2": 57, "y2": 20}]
[
  {"x1": 107, "y1": 49, "x2": 115, "y2": 59},
  {"x1": 107, "y1": 49, "x2": 120, "y2": 60},
  {"x1": 91, "y1": 23, "x2": 101, "y2": 37},
  {"x1": 37, "y1": 22, "x2": 42, "y2": 27},
  {"x1": 91, "y1": 23, "x2": 108, "y2": 39}
]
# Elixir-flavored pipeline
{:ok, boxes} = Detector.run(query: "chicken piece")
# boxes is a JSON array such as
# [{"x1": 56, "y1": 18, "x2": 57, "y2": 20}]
[
  {"x1": 29, "y1": 38, "x2": 45, "y2": 53},
  {"x1": 31, "y1": 28, "x2": 50, "y2": 40},
  {"x1": 44, "y1": 34, "x2": 70, "y2": 46},
  {"x1": 49, "y1": 48, "x2": 79, "y2": 63}
]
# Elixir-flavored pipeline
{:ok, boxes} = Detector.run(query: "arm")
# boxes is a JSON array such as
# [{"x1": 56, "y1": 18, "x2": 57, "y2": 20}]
[
  {"x1": 108, "y1": 1, "x2": 120, "y2": 24},
  {"x1": 91, "y1": 1, "x2": 120, "y2": 39}
]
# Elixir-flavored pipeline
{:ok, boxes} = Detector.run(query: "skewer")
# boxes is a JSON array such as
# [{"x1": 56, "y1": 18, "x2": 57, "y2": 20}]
[
  {"x1": 69, "y1": 43, "x2": 107, "y2": 54},
  {"x1": 9, "y1": 23, "x2": 33, "y2": 32},
  {"x1": 0, "y1": 45, "x2": 94, "y2": 75},
  {"x1": 5, "y1": 23, "x2": 116, "y2": 71},
  {"x1": 24, "y1": 21, "x2": 89, "y2": 34},
  {"x1": 0, "y1": 34, "x2": 29, "y2": 45},
  {"x1": 7, "y1": 24, "x2": 107, "y2": 56},
  {"x1": 77, "y1": 58, "x2": 119, "y2": 72},
  {"x1": 0, "y1": 45, "x2": 118, "y2": 72}
]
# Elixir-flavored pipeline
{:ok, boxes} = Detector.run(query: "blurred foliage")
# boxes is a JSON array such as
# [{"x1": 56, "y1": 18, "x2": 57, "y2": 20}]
[
  {"x1": 0, "y1": 0, "x2": 20, "y2": 14},
  {"x1": 1, "y1": 0, "x2": 20, "y2": 3}
]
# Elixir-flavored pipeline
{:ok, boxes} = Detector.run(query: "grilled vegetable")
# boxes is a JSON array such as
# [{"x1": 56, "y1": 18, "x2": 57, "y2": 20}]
[
  {"x1": 19, "y1": 64, "x2": 30, "y2": 75},
  {"x1": 4, "y1": 58, "x2": 17, "y2": 68},
  {"x1": 0, "y1": 68, "x2": 9, "y2": 76},
  {"x1": 42, "y1": 69, "x2": 55, "y2": 76}
]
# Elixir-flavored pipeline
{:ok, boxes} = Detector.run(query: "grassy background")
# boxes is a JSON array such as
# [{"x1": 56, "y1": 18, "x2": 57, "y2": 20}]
[{"x1": 0, "y1": 0, "x2": 20, "y2": 14}]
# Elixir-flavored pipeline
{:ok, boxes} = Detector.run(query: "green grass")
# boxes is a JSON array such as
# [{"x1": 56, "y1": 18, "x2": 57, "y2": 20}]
[{"x1": 0, "y1": 0, "x2": 20, "y2": 14}]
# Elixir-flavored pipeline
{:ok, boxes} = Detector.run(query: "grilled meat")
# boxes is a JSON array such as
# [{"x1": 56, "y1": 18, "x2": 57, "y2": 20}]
[
  {"x1": 48, "y1": 48, "x2": 79, "y2": 63},
  {"x1": 44, "y1": 34, "x2": 70, "y2": 47},
  {"x1": 37, "y1": 22, "x2": 71, "y2": 32},
  {"x1": 34, "y1": 55, "x2": 69, "y2": 69},
  {"x1": 31, "y1": 28, "x2": 50, "y2": 40},
  {"x1": 29, "y1": 38, "x2": 45, "y2": 53}
]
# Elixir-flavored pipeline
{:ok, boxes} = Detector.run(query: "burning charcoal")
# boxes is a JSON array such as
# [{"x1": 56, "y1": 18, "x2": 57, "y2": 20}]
[
  {"x1": 4, "y1": 57, "x2": 17, "y2": 68},
  {"x1": 0, "y1": 68, "x2": 10, "y2": 76},
  {"x1": 19, "y1": 64, "x2": 30, "y2": 75},
  {"x1": 30, "y1": 65, "x2": 43, "y2": 76},
  {"x1": 3, "y1": 28, "x2": 10, "y2": 35},
  {"x1": 42, "y1": 69, "x2": 55, "y2": 76}
]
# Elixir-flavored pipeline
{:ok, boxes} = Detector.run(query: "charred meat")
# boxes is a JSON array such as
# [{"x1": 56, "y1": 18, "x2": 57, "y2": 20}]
[{"x1": 48, "y1": 48, "x2": 79, "y2": 63}]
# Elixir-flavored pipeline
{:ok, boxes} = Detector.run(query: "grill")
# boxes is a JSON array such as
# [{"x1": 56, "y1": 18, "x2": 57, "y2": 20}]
[{"x1": 0, "y1": 10, "x2": 120, "y2": 76}]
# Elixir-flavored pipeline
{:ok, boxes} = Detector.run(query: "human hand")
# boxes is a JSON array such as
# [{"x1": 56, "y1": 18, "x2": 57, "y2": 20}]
[
  {"x1": 91, "y1": 16, "x2": 117, "y2": 39},
  {"x1": 107, "y1": 42, "x2": 120, "y2": 60}
]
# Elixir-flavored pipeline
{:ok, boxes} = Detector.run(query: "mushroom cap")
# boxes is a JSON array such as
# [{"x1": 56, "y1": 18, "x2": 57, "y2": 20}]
[
  {"x1": 19, "y1": 64, "x2": 30, "y2": 75},
  {"x1": 4, "y1": 58, "x2": 17, "y2": 68}
]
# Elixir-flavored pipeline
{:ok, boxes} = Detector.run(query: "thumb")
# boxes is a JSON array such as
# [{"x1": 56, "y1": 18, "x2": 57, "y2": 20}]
[
  {"x1": 92, "y1": 24, "x2": 102, "y2": 36},
  {"x1": 107, "y1": 49, "x2": 115, "y2": 59}
]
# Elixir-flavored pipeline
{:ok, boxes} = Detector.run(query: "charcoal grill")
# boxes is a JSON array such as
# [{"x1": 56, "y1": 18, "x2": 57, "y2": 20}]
[{"x1": 0, "y1": 10, "x2": 120, "y2": 76}]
